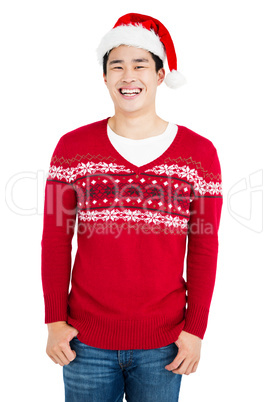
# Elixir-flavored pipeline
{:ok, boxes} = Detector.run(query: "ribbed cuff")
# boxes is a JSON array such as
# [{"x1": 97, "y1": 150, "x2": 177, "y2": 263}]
[
  {"x1": 182, "y1": 301, "x2": 210, "y2": 339},
  {"x1": 44, "y1": 291, "x2": 68, "y2": 323}
]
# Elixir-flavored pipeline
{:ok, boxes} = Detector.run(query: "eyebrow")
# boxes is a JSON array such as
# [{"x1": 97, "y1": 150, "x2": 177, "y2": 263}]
[{"x1": 108, "y1": 58, "x2": 150, "y2": 65}]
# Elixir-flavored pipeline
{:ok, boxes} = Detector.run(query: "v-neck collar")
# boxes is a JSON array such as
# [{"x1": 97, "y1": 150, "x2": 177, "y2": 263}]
[{"x1": 101, "y1": 116, "x2": 183, "y2": 175}]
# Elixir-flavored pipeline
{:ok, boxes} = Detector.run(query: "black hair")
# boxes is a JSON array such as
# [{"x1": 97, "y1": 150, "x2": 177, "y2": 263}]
[{"x1": 103, "y1": 49, "x2": 163, "y2": 76}]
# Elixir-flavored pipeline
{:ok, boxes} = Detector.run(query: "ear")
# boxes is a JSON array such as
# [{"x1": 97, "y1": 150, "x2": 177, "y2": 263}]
[
  {"x1": 103, "y1": 72, "x2": 107, "y2": 85},
  {"x1": 157, "y1": 68, "x2": 165, "y2": 86}
]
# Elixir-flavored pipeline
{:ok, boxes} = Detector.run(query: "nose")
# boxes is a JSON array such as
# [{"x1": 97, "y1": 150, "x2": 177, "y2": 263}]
[
  {"x1": 122, "y1": 76, "x2": 136, "y2": 84},
  {"x1": 121, "y1": 68, "x2": 136, "y2": 83}
]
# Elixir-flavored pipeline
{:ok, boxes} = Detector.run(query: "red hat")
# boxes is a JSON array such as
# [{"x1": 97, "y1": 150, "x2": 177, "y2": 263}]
[{"x1": 96, "y1": 13, "x2": 186, "y2": 89}]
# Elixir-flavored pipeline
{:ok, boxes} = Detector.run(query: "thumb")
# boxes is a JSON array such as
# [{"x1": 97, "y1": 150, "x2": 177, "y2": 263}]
[
  {"x1": 66, "y1": 328, "x2": 79, "y2": 343},
  {"x1": 67, "y1": 347, "x2": 76, "y2": 362},
  {"x1": 71, "y1": 325, "x2": 79, "y2": 336},
  {"x1": 70, "y1": 349, "x2": 76, "y2": 360},
  {"x1": 72, "y1": 327, "x2": 79, "y2": 337}
]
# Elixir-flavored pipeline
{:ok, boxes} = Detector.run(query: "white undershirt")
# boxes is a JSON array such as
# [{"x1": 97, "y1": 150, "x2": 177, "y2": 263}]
[{"x1": 107, "y1": 122, "x2": 178, "y2": 167}]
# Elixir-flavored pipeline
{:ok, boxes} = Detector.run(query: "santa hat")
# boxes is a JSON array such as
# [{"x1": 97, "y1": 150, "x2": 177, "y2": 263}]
[{"x1": 96, "y1": 13, "x2": 186, "y2": 89}]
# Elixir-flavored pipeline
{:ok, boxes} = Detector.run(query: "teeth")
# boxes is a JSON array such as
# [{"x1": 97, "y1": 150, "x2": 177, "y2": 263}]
[{"x1": 120, "y1": 88, "x2": 141, "y2": 95}]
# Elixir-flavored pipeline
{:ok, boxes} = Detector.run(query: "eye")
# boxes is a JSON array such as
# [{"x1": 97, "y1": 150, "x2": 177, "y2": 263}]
[{"x1": 135, "y1": 66, "x2": 145, "y2": 69}]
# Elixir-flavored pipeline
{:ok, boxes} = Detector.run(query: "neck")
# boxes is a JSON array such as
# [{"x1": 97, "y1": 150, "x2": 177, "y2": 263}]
[{"x1": 108, "y1": 110, "x2": 168, "y2": 140}]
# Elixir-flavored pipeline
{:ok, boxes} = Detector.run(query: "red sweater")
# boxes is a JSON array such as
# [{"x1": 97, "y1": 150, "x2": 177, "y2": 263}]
[{"x1": 41, "y1": 117, "x2": 223, "y2": 350}]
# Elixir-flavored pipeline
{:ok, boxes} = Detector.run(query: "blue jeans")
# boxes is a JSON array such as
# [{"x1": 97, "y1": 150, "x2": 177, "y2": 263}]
[{"x1": 63, "y1": 336, "x2": 182, "y2": 401}]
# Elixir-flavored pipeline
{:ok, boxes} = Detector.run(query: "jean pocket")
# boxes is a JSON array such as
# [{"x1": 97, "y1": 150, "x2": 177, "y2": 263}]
[{"x1": 158, "y1": 342, "x2": 175, "y2": 350}]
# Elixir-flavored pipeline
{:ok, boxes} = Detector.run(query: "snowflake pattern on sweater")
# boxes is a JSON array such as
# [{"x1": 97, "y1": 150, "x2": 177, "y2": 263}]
[{"x1": 47, "y1": 160, "x2": 222, "y2": 232}]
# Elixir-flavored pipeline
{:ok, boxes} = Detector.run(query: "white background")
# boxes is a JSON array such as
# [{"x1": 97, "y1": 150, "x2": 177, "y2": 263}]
[{"x1": 1, "y1": 1, "x2": 267, "y2": 401}]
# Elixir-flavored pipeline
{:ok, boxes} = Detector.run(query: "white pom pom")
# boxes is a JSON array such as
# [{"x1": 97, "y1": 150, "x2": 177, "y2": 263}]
[{"x1": 164, "y1": 70, "x2": 187, "y2": 89}]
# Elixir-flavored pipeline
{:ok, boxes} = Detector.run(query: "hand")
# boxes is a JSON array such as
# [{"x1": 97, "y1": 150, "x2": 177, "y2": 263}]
[
  {"x1": 165, "y1": 330, "x2": 202, "y2": 375},
  {"x1": 46, "y1": 321, "x2": 79, "y2": 366}
]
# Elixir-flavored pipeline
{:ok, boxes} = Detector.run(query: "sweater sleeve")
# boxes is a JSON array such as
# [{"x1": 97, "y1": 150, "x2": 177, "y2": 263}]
[
  {"x1": 41, "y1": 135, "x2": 77, "y2": 323},
  {"x1": 183, "y1": 147, "x2": 223, "y2": 339}
]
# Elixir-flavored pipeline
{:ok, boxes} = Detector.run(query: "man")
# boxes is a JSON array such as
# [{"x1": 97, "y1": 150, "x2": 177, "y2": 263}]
[{"x1": 41, "y1": 13, "x2": 223, "y2": 401}]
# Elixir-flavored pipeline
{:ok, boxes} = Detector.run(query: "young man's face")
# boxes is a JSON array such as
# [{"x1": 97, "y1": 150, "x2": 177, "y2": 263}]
[{"x1": 103, "y1": 45, "x2": 165, "y2": 115}]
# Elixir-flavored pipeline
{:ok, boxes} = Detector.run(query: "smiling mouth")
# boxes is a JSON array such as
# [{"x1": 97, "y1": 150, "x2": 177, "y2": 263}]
[{"x1": 119, "y1": 88, "x2": 143, "y2": 98}]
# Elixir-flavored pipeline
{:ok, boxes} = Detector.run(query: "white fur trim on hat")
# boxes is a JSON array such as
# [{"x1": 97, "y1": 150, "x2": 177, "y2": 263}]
[
  {"x1": 164, "y1": 70, "x2": 187, "y2": 89},
  {"x1": 96, "y1": 23, "x2": 166, "y2": 65}
]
